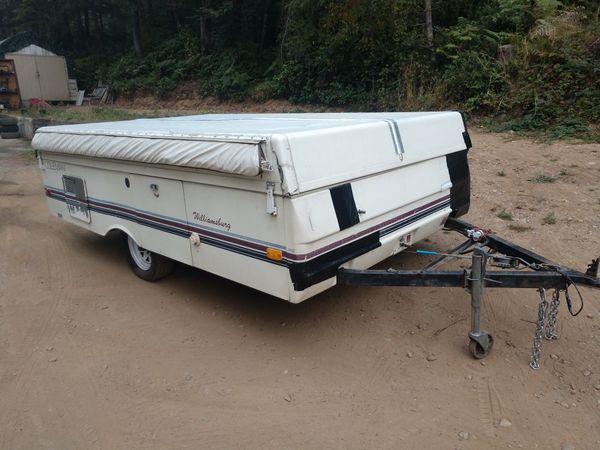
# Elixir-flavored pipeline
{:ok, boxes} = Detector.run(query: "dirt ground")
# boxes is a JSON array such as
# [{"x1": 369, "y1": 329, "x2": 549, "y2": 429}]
[{"x1": 1, "y1": 128, "x2": 599, "y2": 450}]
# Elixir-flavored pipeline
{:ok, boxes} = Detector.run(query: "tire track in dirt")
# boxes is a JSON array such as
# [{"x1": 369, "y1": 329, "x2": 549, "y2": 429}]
[
  {"x1": 2, "y1": 128, "x2": 600, "y2": 449},
  {"x1": 0, "y1": 224, "x2": 71, "y2": 445},
  {"x1": 42, "y1": 225, "x2": 131, "y2": 449},
  {"x1": 340, "y1": 335, "x2": 417, "y2": 443},
  {"x1": 0, "y1": 208, "x2": 124, "y2": 448},
  {"x1": 475, "y1": 376, "x2": 504, "y2": 437}
]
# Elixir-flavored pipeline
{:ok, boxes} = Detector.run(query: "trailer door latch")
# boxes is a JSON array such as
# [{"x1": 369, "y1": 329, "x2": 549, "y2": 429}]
[
  {"x1": 266, "y1": 182, "x2": 278, "y2": 216},
  {"x1": 260, "y1": 160, "x2": 273, "y2": 171}
]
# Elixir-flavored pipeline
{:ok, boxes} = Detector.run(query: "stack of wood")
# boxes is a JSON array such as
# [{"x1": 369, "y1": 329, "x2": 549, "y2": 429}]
[{"x1": 0, "y1": 60, "x2": 21, "y2": 110}]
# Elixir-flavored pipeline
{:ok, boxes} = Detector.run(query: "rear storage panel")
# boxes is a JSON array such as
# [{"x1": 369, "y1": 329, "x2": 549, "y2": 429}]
[{"x1": 284, "y1": 156, "x2": 454, "y2": 298}]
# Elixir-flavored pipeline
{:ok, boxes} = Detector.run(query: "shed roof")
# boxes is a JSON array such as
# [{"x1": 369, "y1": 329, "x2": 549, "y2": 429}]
[{"x1": 11, "y1": 44, "x2": 57, "y2": 56}]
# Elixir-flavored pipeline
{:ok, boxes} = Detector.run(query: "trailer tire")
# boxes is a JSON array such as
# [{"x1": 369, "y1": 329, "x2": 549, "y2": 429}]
[
  {"x1": 0, "y1": 124, "x2": 19, "y2": 133},
  {"x1": 0, "y1": 116, "x2": 17, "y2": 126},
  {"x1": 1, "y1": 131, "x2": 20, "y2": 139},
  {"x1": 125, "y1": 234, "x2": 175, "y2": 281}
]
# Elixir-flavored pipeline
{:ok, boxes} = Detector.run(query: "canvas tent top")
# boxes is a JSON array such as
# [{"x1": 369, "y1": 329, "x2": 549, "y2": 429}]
[{"x1": 32, "y1": 112, "x2": 469, "y2": 194}]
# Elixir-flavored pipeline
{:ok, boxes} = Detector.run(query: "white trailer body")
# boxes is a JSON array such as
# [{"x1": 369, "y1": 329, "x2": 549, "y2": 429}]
[{"x1": 33, "y1": 113, "x2": 472, "y2": 303}]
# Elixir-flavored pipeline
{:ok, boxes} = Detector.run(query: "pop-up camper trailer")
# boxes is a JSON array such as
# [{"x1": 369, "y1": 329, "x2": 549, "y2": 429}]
[
  {"x1": 33, "y1": 112, "x2": 470, "y2": 303},
  {"x1": 33, "y1": 112, "x2": 600, "y2": 364}
]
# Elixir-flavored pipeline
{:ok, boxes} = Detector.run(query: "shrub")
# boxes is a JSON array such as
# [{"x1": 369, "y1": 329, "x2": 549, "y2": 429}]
[
  {"x1": 107, "y1": 30, "x2": 201, "y2": 99},
  {"x1": 542, "y1": 212, "x2": 557, "y2": 224},
  {"x1": 529, "y1": 174, "x2": 557, "y2": 183},
  {"x1": 508, "y1": 223, "x2": 532, "y2": 232},
  {"x1": 197, "y1": 53, "x2": 253, "y2": 101},
  {"x1": 496, "y1": 209, "x2": 513, "y2": 221}
]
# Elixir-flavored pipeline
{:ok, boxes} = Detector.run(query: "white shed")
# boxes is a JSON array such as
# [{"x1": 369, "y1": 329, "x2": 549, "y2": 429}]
[{"x1": 5, "y1": 44, "x2": 70, "y2": 105}]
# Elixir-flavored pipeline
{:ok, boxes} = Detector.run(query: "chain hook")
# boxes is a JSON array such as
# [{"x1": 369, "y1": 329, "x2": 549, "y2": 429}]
[
  {"x1": 544, "y1": 289, "x2": 560, "y2": 341},
  {"x1": 530, "y1": 288, "x2": 548, "y2": 370}
]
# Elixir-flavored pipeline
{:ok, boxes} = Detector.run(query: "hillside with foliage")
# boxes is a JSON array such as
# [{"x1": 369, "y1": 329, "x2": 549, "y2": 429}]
[{"x1": 1, "y1": 0, "x2": 599, "y2": 139}]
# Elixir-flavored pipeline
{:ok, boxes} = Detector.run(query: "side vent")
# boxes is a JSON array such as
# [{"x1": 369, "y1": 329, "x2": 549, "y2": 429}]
[{"x1": 62, "y1": 175, "x2": 91, "y2": 223}]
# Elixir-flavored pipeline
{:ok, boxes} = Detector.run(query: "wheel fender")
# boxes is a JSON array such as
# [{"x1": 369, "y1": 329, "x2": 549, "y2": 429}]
[{"x1": 105, "y1": 224, "x2": 140, "y2": 245}]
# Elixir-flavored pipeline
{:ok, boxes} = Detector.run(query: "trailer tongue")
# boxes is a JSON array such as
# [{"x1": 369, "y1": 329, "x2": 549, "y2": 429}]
[{"x1": 338, "y1": 217, "x2": 600, "y2": 369}]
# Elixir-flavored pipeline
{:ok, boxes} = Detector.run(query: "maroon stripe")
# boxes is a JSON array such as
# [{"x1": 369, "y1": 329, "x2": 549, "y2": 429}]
[
  {"x1": 45, "y1": 186, "x2": 449, "y2": 262},
  {"x1": 187, "y1": 223, "x2": 268, "y2": 253},
  {"x1": 88, "y1": 198, "x2": 190, "y2": 231},
  {"x1": 282, "y1": 195, "x2": 450, "y2": 262},
  {"x1": 48, "y1": 187, "x2": 269, "y2": 254},
  {"x1": 47, "y1": 188, "x2": 64, "y2": 198}
]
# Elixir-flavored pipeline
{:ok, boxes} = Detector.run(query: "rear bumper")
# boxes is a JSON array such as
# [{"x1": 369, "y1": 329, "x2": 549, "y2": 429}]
[
  {"x1": 289, "y1": 232, "x2": 381, "y2": 291},
  {"x1": 288, "y1": 204, "x2": 451, "y2": 299}
]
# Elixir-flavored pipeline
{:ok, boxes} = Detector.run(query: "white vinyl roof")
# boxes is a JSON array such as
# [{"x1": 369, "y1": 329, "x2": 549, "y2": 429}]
[
  {"x1": 32, "y1": 112, "x2": 468, "y2": 190},
  {"x1": 34, "y1": 112, "x2": 451, "y2": 137}
]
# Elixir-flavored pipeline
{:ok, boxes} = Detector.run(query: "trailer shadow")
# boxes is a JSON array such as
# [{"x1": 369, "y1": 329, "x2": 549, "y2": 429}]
[{"x1": 77, "y1": 228, "x2": 476, "y2": 353}]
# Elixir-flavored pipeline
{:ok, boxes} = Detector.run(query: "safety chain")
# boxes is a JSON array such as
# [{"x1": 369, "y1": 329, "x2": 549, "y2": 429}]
[
  {"x1": 530, "y1": 288, "x2": 548, "y2": 370},
  {"x1": 544, "y1": 289, "x2": 561, "y2": 341}
]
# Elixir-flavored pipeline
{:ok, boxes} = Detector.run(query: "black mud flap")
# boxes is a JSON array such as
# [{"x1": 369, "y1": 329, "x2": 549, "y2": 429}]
[
  {"x1": 446, "y1": 112, "x2": 472, "y2": 218},
  {"x1": 446, "y1": 149, "x2": 471, "y2": 218},
  {"x1": 289, "y1": 232, "x2": 381, "y2": 291}
]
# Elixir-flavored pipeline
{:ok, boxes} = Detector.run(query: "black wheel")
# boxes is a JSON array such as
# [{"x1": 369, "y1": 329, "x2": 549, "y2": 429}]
[
  {"x1": 0, "y1": 124, "x2": 18, "y2": 133},
  {"x1": 125, "y1": 234, "x2": 175, "y2": 281},
  {"x1": 0, "y1": 116, "x2": 17, "y2": 126},
  {"x1": 1, "y1": 131, "x2": 20, "y2": 139},
  {"x1": 468, "y1": 334, "x2": 494, "y2": 359}
]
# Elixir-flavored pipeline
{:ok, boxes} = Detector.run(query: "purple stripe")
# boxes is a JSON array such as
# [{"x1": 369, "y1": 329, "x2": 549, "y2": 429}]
[
  {"x1": 47, "y1": 188, "x2": 188, "y2": 232},
  {"x1": 89, "y1": 198, "x2": 189, "y2": 231},
  {"x1": 187, "y1": 223, "x2": 267, "y2": 253},
  {"x1": 47, "y1": 187, "x2": 270, "y2": 255},
  {"x1": 45, "y1": 186, "x2": 449, "y2": 262}
]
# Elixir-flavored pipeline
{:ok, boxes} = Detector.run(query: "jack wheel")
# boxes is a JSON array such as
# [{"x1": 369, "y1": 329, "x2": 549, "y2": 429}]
[{"x1": 468, "y1": 334, "x2": 494, "y2": 359}]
